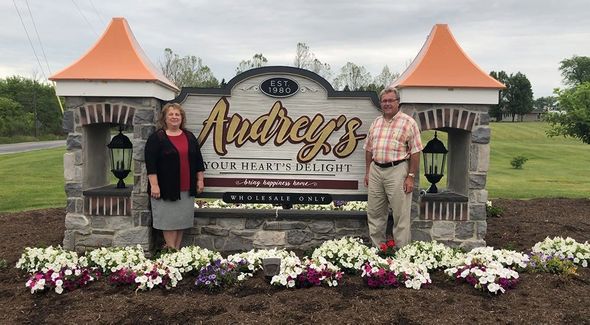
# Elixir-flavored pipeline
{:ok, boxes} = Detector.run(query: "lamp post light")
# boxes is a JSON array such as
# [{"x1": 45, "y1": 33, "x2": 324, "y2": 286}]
[
  {"x1": 107, "y1": 126, "x2": 133, "y2": 188},
  {"x1": 422, "y1": 131, "x2": 448, "y2": 193},
  {"x1": 261, "y1": 257, "x2": 282, "y2": 278}
]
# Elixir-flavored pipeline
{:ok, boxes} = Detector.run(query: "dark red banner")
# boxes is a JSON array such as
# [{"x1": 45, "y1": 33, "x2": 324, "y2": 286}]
[{"x1": 205, "y1": 177, "x2": 358, "y2": 190}]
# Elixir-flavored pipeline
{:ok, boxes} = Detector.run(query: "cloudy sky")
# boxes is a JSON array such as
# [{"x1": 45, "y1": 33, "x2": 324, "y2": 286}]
[{"x1": 2, "y1": 0, "x2": 589, "y2": 97}]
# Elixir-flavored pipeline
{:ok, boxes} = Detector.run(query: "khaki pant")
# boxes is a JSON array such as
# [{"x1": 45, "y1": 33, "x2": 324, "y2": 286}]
[{"x1": 367, "y1": 161, "x2": 412, "y2": 248}]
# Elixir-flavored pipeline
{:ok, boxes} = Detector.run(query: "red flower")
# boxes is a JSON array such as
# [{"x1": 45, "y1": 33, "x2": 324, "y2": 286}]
[
  {"x1": 386, "y1": 240, "x2": 396, "y2": 248},
  {"x1": 380, "y1": 243, "x2": 388, "y2": 252}
]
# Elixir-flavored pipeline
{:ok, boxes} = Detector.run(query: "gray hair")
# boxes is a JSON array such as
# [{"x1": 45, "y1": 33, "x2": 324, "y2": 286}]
[{"x1": 379, "y1": 87, "x2": 400, "y2": 100}]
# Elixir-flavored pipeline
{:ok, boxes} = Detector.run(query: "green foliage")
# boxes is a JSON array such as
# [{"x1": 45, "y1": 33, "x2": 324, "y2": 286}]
[
  {"x1": 505, "y1": 72, "x2": 534, "y2": 121},
  {"x1": 0, "y1": 97, "x2": 34, "y2": 136},
  {"x1": 489, "y1": 71, "x2": 509, "y2": 121},
  {"x1": 0, "y1": 76, "x2": 62, "y2": 136},
  {"x1": 333, "y1": 62, "x2": 372, "y2": 91},
  {"x1": 293, "y1": 42, "x2": 332, "y2": 80},
  {"x1": 545, "y1": 82, "x2": 590, "y2": 144},
  {"x1": 159, "y1": 48, "x2": 219, "y2": 88},
  {"x1": 0, "y1": 259, "x2": 7, "y2": 270},
  {"x1": 534, "y1": 96, "x2": 558, "y2": 111},
  {"x1": 486, "y1": 202, "x2": 504, "y2": 218},
  {"x1": 559, "y1": 55, "x2": 590, "y2": 87},
  {"x1": 235, "y1": 53, "x2": 268, "y2": 75},
  {"x1": 372, "y1": 65, "x2": 399, "y2": 93},
  {"x1": 510, "y1": 156, "x2": 529, "y2": 169},
  {"x1": 502, "y1": 242, "x2": 518, "y2": 251},
  {"x1": 528, "y1": 255, "x2": 577, "y2": 275},
  {"x1": 489, "y1": 71, "x2": 534, "y2": 122},
  {"x1": 152, "y1": 246, "x2": 178, "y2": 260}
]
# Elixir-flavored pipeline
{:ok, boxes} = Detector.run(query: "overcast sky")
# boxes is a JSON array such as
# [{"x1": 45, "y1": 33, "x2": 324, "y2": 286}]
[{"x1": 2, "y1": 0, "x2": 589, "y2": 97}]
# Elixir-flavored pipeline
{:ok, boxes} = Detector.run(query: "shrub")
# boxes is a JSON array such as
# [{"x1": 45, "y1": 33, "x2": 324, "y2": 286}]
[
  {"x1": 195, "y1": 259, "x2": 248, "y2": 291},
  {"x1": 510, "y1": 156, "x2": 529, "y2": 169},
  {"x1": 486, "y1": 201, "x2": 504, "y2": 218},
  {"x1": 527, "y1": 254, "x2": 577, "y2": 275},
  {"x1": 0, "y1": 259, "x2": 7, "y2": 270}
]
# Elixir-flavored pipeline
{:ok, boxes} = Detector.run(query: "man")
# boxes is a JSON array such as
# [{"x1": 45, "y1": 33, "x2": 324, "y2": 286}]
[{"x1": 363, "y1": 87, "x2": 423, "y2": 248}]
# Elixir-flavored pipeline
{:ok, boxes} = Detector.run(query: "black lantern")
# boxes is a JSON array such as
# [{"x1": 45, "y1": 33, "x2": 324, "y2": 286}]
[
  {"x1": 422, "y1": 131, "x2": 448, "y2": 193},
  {"x1": 107, "y1": 126, "x2": 133, "y2": 188}
]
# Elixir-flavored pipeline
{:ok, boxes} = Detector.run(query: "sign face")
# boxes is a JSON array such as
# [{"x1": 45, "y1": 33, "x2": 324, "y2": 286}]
[{"x1": 176, "y1": 67, "x2": 380, "y2": 201}]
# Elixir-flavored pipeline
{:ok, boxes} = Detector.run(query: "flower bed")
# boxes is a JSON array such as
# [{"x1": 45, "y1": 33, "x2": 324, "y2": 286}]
[
  {"x1": 195, "y1": 199, "x2": 367, "y2": 211},
  {"x1": 14, "y1": 236, "x2": 590, "y2": 295}
]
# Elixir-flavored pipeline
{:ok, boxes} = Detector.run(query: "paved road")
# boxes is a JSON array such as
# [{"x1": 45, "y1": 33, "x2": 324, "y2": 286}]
[{"x1": 0, "y1": 140, "x2": 66, "y2": 155}]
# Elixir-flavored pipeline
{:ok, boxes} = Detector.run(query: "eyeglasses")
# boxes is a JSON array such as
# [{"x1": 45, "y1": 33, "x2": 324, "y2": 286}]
[{"x1": 380, "y1": 98, "x2": 400, "y2": 104}]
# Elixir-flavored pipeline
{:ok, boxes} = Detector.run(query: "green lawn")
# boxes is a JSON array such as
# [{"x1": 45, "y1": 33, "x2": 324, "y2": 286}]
[
  {"x1": 487, "y1": 123, "x2": 589, "y2": 198},
  {"x1": 422, "y1": 122, "x2": 589, "y2": 199},
  {"x1": 0, "y1": 147, "x2": 65, "y2": 212},
  {"x1": 0, "y1": 122, "x2": 588, "y2": 212}
]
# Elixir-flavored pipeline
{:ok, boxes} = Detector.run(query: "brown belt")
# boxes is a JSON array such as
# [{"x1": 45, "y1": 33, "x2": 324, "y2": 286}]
[{"x1": 373, "y1": 160, "x2": 407, "y2": 168}]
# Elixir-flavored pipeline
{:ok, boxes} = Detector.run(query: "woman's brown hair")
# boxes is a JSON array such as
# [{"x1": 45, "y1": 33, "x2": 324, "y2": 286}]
[{"x1": 157, "y1": 103, "x2": 186, "y2": 130}]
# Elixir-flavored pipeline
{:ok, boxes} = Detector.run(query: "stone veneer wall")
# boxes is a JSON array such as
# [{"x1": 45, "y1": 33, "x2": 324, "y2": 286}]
[
  {"x1": 62, "y1": 96, "x2": 160, "y2": 252},
  {"x1": 402, "y1": 104, "x2": 491, "y2": 252},
  {"x1": 187, "y1": 210, "x2": 370, "y2": 252}
]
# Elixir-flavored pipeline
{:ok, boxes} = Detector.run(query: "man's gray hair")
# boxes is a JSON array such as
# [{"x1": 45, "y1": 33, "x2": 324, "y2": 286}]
[{"x1": 379, "y1": 87, "x2": 400, "y2": 100}]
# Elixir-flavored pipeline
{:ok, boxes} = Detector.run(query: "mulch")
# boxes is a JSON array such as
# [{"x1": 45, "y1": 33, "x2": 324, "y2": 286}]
[{"x1": 0, "y1": 198, "x2": 589, "y2": 324}]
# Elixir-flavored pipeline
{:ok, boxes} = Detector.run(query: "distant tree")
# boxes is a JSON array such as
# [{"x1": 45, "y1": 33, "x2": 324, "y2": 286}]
[
  {"x1": 545, "y1": 82, "x2": 590, "y2": 144},
  {"x1": 159, "y1": 48, "x2": 219, "y2": 88},
  {"x1": 505, "y1": 72, "x2": 534, "y2": 122},
  {"x1": 293, "y1": 42, "x2": 332, "y2": 80},
  {"x1": 0, "y1": 76, "x2": 62, "y2": 135},
  {"x1": 294, "y1": 42, "x2": 313, "y2": 69},
  {"x1": 489, "y1": 71, "x2": 509, "y2": 121},
  {"x1": 333, "y1": 62, "x2": 372, "y2": 91},
  {"x1": 236, "y1": 53, "x2": 268, "y2": 75},
  {"x1": 373, "y1": 65, "x2": 399, "y2": 92},
  {"x1": 0, "y1": 97, "x2": 34, "y2": 136},
  {"x1": 559, "y1": 55, "x2": 590, "y2": 87},
  {"x1": 359, "y1": 83, "x2": 380, "y2": 92},
  {"x1": 534, "y1": 96, "x2": 558, "y2": 111}
]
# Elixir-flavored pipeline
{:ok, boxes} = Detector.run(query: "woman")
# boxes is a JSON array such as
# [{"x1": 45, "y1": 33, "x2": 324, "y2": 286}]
[{"x1": 144, "y1": 103, "x2": 205, "y2": 250}]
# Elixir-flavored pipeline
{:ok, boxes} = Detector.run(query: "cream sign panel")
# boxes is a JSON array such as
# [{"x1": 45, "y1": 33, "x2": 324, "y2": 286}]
[{"x1": 177, "y1": 67, "x2": 380, "y2": 200}]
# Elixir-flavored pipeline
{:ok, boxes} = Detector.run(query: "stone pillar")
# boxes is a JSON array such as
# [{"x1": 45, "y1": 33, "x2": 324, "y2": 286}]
[
  {"x1": 61, "y1": 97, "x2": 162, "y2": 253},
  {"x1": 63, "y1": 97, "x2": 89, "y2": 250},
  {"x1": 466, "y1": 110, "x2": 491, "y2": 249},
  {"x1": 130, "y1": 98, "x2": 160, "y2": 251}
]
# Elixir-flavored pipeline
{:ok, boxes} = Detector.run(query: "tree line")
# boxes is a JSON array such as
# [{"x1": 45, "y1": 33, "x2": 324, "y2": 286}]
[
  {"x1": 156, "y1": 47, "x2": 589, "y2": 143},
  {"x1": 159, "y1": 43, "x2": 399, "y2": 94},
  {"x1": 544, "y1": 55, "x2": 590, "y2": 144},
  {"x1": 0, "y1": 41, "x2": 587, "y2": 143},
  {"x1": 160, "y1": 42, "x2": 546, "y2": 122},
  {"x1": 0, "y1": 76, "x2": 62, "y2": 138}
]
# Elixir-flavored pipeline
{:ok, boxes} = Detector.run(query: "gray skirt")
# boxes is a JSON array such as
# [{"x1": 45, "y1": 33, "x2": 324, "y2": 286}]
[{"x1": 151, "y1": 191, "x2": 195, "y2": 230}]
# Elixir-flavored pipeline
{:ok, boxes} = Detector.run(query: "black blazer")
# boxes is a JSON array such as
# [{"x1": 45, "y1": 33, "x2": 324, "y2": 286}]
[{"x1": 144, "y1": 129, "x2": 205, "y2": 201}]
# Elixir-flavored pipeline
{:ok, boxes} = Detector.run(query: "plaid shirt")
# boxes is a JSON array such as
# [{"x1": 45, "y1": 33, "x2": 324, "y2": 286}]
[{"x1": 363, "y1": 112, "x2": 423, "y2": 163}]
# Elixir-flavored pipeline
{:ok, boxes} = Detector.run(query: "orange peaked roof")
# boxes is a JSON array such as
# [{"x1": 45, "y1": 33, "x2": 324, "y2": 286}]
[
  {"x1": 392, "y1": 24, "x2": 504, "y2": 89},
  {"x1": 50, "y1": 17, "x2": 178, "y2": 91}
]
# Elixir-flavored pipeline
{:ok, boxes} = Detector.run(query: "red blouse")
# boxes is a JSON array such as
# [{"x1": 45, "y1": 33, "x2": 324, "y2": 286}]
[{"x1": 168, "y1": 132, "x2": 190, "y2": 191}]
